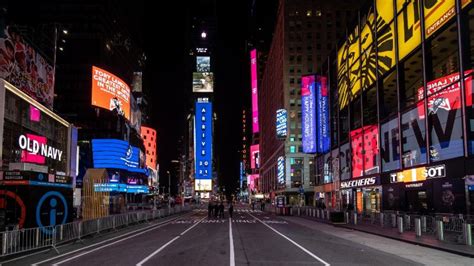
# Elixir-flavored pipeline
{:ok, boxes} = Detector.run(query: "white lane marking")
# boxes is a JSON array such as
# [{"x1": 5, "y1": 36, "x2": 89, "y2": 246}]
[
  {"x1": 249, "y1": 213, "x2": 330, "y2": 266},
  {"x1": 229, "y1": 218, "x2": 235, "y2": 266},
  {"x1": 31, "y1": 213, "x2": 190, "y2": 266},
  {"x1": 136, "y1": 217, "x2": 206, "y2": 266}
]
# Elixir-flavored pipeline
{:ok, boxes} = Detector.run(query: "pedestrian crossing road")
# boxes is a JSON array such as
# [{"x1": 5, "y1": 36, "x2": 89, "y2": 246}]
[{"x1": 2, "y1": 206, "x2": 472, "y2": 266}]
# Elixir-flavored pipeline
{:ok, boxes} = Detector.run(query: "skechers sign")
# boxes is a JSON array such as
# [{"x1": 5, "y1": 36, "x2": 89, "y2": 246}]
[
  {"x1": 195, "y1": 99, "x2": 213, "y2": 179},
  {"x1": 18, "y1": 134, "x2": 63, "y2": 161},
  {"x1": 302, "y1": 75, "x2": 316, "y2": 153},
  {"x1": 276, "y1": 109, "x2": 287, "y2": 139},
  {"x1": 92, "y1": 139, "x2": 146, "y2": 174},
  {"x1": 340, "y1": 177, "x2": 378, "y2": 189}
]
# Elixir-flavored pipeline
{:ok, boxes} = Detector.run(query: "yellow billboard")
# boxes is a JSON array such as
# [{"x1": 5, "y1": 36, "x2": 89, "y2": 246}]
[
  {"x1": 425, "y1": 0, "x2": 471, "y2": 37},
  {"x1": 397, "y1": 0, "x2": 422, "y2": 61}
]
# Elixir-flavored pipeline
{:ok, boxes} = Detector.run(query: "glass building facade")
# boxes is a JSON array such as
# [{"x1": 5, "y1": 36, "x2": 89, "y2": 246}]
[{"x1": 311, "y1": 0, "x2": 474, "y2": 215}]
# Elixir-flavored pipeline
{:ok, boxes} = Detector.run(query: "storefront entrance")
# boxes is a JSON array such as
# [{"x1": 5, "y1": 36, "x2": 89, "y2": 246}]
[{"x1": 405, "y1": 190, "x2": 428, "y2": 213}]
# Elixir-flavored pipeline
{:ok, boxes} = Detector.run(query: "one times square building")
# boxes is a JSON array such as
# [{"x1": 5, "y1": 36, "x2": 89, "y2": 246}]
[{"x1": 310, "y1": 0, "x2": 474, "y2": 215}]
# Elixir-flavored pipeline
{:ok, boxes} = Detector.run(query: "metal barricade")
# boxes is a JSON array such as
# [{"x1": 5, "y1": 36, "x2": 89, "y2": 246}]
[
  {"x1": 1, "y1": 226, "x2": 54, "y2": 257},
  {"x1": 55, "y1": 222, "x2": 81, "y2": 245},
  {"x1": 81, "y1": 219, "x2": 99, "y2": 238}
]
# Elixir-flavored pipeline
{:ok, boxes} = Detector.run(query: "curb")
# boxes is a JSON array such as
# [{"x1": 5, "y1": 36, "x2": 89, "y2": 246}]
[{"x1": 333, "y1": 224, "x2": 474, "y2": 258}]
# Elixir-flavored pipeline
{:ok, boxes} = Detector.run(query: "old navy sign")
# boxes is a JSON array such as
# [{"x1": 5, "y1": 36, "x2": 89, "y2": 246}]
[
  {"x1": 195, "y1": 100, "x2": 213, "y2": 179},
  {"x1": 340, "y1": 177, "x2": 378, "y2": 189},
  {"x1": 18, "y1": 134, "x2": 63, "y2": 162}
]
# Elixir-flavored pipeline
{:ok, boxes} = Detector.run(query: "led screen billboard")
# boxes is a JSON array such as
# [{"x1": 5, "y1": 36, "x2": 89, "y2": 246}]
[
  {"x1": 250, "y1": 144, "x2": 260, "y2": 169},
  {"x1": 316, "y1": 76, "x2": 330, "y2": 153},
  {"x1": 250, "y1": 49, "x2": 259, "y2": 133},
  {"x1": 91, "y1": 66, "x2": 131, "y2": 120},
  {"x1": 194, "y1": 100, "x2": 213, "y2": 179},
  {"x1": 141, "y1": 126, "x2": 157, "y2": 170},
  {"x1": 196, "y1": 56, "x2": 210, "y2": 72},
  {"x1": 302, "y1": 75, "x2": 317, "y2": 153},
  {"x1": 91, "y1": 139, "x2": 147, "y2": 174},
  {"x1": 192, "y1": 72, "x2": 214, "y2": 93},
  {"x1": 277, "y1": 156, "x2": 285, "y2": 186},
  {"x1": 276, "y1": 109, "x2": 287, "y2": 139},
  {"x1": 195, "y1": 179, "x2": 212, "y2": 191}
]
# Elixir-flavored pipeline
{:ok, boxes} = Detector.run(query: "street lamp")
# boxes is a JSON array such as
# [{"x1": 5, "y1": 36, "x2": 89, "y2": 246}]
[{"x1": 166, "y1": 171, "x2": 171, "y2": 208}]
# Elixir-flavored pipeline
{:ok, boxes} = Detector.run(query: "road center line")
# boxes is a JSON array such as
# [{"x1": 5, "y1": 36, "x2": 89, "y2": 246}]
[
  {"x1": 229, "y1": 217, "x2": 235, "y2": 266},
  {"x1": 31, "y1": 213, "x2": 191, "y2": 266},
  {"x1": 136, "y1": 216, "x2": 206, "y2": 266},
  {"x1": 248, "y1": 213, "x2": 330, "y2": 266}
]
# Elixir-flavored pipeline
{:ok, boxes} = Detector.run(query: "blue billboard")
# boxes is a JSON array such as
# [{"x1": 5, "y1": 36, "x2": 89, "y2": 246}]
[
  {"x1": 92, "y1": 139, "x2": 147, "y2": 174},
  {"x1": 316, "y1": 76, "x2": 330, "y2": 153},
  {"x1": 302, "y1": 75, "x2": 317, "y2": 153},
  {"x1": 276, "y1": 109, "x2": 287, "y2": 139},
  {"x1": 93, "y1": 183, "x2": 149, "y2": 193},
  {"x1": 194, "y1": 100, "x2": 213, "y2": 179}
]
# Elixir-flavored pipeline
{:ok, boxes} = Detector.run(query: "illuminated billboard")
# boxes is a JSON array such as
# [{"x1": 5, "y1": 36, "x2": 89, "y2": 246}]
[
  {"x1": 195, "y1": 179, "x2": 212, "y2": 191},
  {"x1": 276, "y1": 109, "x2": 287, "y2": 139},
  {"x1": 91, "y1": 66, "x2": 131, "y2": 120},
  {"x1": 141, "y1": 126, "x2": 157, "y2": 170},
  {"x1": 0, "y1": 26, "x2": 55, "y2": 108},
  {"x1": 316, "y1": 76, "x2": 330, "y2": 153},
  {"x1": 302, "y1": 75, "x2": 316, "y2": 153},
  {"x1": 194, "y1": 99, "x2": 213, "y2": 179},
  {"x1": 91, "y1": 139, "x2": 147, "y2": 174},
  {"x1": 192, "y1": 72, "x2": 214, "y2": 93},
  {"x1": 337, "y1": 0, "x2": 471, "y2": 109},
  {"x1": 250, "y1": 144, "x2": 260, "y2": 169},
  {"x1": 277, "y1": 156, "x2": 285, "y2": 186},
  {"x1": 250, "y1": 49, "x2": 259, "y2": 133},
  {"x1": 196, "y1": 56, "x2": 210, "y2": 72},
  {"x1": 247, "y1": 174, "x2": 258, "y2": 191},
  {"x1": 350, "y1": 125, "x2": 379, "y2": 178}
]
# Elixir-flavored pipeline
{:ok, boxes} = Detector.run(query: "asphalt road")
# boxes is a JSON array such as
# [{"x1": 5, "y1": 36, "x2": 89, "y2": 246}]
[{"x1": 1, "y1": 206, "x2": 472, "y2": 266}]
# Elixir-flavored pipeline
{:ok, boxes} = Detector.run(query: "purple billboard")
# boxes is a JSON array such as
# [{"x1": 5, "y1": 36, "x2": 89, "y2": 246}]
[{"x1": 302, "y1": 75, "x2": 316, "y2": 153}]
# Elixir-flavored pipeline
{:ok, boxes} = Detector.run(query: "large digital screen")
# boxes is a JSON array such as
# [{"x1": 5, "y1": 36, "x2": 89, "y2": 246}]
[
  {"x1": 93, "y1": 183, "x2": 148, "y2": 193},
  {"x1": 0, "y1": 26, "x2": 55, "y2": 108},
  {"x1": 92, "y1": 139, "x2": 147, "y2": 174},
  {"x1": 302, "y1": 75, "x2": 317, "y2": 153},
  {"x1": 91, "y1": 66, "x2": 131, "y2": 120},
  {"x1": 317, "y1": 76, "x2": 330, "y2": 153},
  {"x1": 141, "y1": 126, "x2": 157, "y2": 170},
  {"x1": 192, "y1": 72, "x2": 214, "y2": 93},
  {"x1": 276, "y1": 109, "x2": 287, "y2": 139},
  {"x1": 195, "y1": 179, "x2": 212, "y2": 191},
  {"x1": 250, "y1": 49, "x2": 259, "y2": 133},
  {"x1": 277, "y1": 156, "x2": 285, "y2": 185},
  {"x1": 250, "y1": 144, "x2": 260, "y2": 169},
  {"x1": 194, "y1": 100, "x2": 213, "y2": 179},
  {"x1": 247, "y1": 174, "x2": 258, "y2": 191},
  {"x1": 196, "y1": 56, "x2": 210, "y2": 72}
]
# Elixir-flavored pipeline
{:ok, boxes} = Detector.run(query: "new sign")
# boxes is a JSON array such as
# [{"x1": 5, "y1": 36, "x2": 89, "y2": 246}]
[{"x1": 194, "y1": 99, "x2": 213, "y2": 179}]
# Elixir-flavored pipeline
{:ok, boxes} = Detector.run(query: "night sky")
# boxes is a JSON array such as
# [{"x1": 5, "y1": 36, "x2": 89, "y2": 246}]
[{"x1": 145, "y1": 1, "x2": 256, "y2": 194}]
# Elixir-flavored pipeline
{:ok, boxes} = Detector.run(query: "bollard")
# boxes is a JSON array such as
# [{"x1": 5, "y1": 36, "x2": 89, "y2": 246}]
[
  {"x1": 421, "y1": 216, "x2": 427, "y2": 233},
  {"x1": 298, "y1": 208, "x2": 301, "y2": 216},
  {"x1": 345, "y1": 212, "x2": 350, "y2": 224},
  {"x1": 353, "y1": 212, "x2": 358, "y2": 225},
  {"x1": 321, "y1": 210, "x2": 325, "y2": 219},
  {"x1": 406, "y1": 215, "x2": 411, "y2": 230},
  {"x1": 391, "y1": 214, "x2": 397, "y2": 228},
  {"x1": 380, "y1": 213, "x2": 384, "y2": 227},
  {"x1": 398, "y1": 216, "x2": 404, "y2": 234},
  {"x1": 437, "y1": 221, "x2": 444, "y2": 241},
  {"x1": 463, "y1": 223, "x2": 472, "y2": 246},
  {"x1": 290, "y1": 207, "x2": 293, "y2": 216},
  {"x1": 317, "y1": 209, "x2": 320, "y2": 219},
  {"x1": 415, "y1": 218, "x2": 421, "y2": 237}
]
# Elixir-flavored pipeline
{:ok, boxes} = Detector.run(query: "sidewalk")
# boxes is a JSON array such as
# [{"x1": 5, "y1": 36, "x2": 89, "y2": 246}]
[{"x1": 290, "y1": 212, "x2": 474, "y2": 258}]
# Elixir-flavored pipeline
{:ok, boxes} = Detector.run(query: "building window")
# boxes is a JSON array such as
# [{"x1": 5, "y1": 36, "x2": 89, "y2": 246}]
[
  {"x1": 290, "y1": 78, "x2": 295, "y2": 84},
  {"x1": 290, "y1": 158, "x2": 303, "y2": 187},
  {"x1": 315, "y1": 10, "x2": 322, "y2": 16},
  {"x1": 380, "y1": 70, "x2": 398, "y2": 120},
  {"x1": 306, "y1": 10, "x2": 312, "y2": 17},
  {"x1": 401, "y1": 107, "x2": 427, "y2": 168},
  {"x1": 400, "y1": 49, "x2": 423, "y2": 110},
  {"x1": 381, "y1": 117, "x2": 400, "y2": 172},
  {"x1": 290, "y1": 146, "x2": 296, "y2": 153}
]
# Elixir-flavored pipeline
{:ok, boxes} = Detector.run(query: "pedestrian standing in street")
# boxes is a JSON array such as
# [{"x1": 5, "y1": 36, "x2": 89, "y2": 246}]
[
  {"x1": 261, "y1": 200, "x2": 265, "y2": 211},
  {"x1": 219, "y1": 201, "x2": 225, "y2": 218},
  {"x1": 214, "y1": 202, "x2": 219, "y2": 219},
  {"x1": 208, "y1": 201, "x2": 213, "y2": 218},
  {"x1": 228, "y1": 202, "x2": 234, "y2": 218}
]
